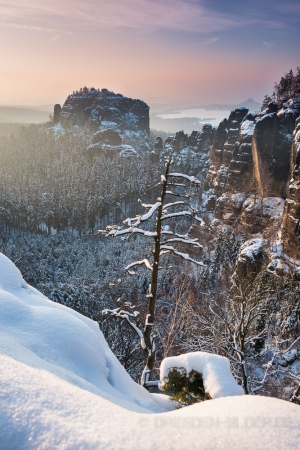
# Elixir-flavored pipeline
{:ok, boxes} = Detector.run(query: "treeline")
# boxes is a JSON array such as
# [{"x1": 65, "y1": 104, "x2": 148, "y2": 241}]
[{"x1": 262, "y1": 67, "x2": 300, "y2": 108}]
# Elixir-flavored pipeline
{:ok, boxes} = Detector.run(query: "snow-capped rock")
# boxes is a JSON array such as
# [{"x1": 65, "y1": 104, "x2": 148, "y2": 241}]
[
  {"x1": 53, "y1": 87, "x2": 150, "y2": 134},
  {"x1": 160, "y1": 352, "x2": 244, "y2": 398}
]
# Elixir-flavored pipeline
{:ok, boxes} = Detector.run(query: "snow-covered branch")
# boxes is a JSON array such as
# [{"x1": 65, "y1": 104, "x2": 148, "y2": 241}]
[
  {"x1": 125, "y1": 259, "x2": 153, "y2": 274},
  {"x1": 160, "y1": 245, "x2": 205, "y2": 266},
  {"x1": 163, "y1": 201, "x2": 198, "y2": 216},
  {"x1": 138, "y1": 201, "x2": 156, "y2": 209},
  {"x1": 162, "y1": 237, "x2": 203, "y2": 249},
  {"x1": 167, "y1": 183, "x2": 187, "y2": 188},
  {"x1": 102, "y1": 307, "x2": 146, "y2": 350},
  {"x1": 118, "y1": 202, "x2": 162, "y2": 228},
  {"x1": 161, "y1": 210, "x2": 205, "y2": 225},
  {"x1": 162, "y1": 201, "x2": 185, "y2": 210},
  {"x1": 138, "y1": 201, "x2": 162, "y2": 224},
  {"x1": 165, "y1": 190, "x2": 191, "y2": 198},
  {"x1": 168, "y1": 173, "x2": 201, "y2": 184},
  {"x1": 103, "y1": 226, "x2": 157, "y2": 238}
]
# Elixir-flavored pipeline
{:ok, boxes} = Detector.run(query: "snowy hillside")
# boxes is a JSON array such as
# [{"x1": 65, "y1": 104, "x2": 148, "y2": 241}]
[{"x1": 0, "y1": 252, "x2": 299, "y2": 450}]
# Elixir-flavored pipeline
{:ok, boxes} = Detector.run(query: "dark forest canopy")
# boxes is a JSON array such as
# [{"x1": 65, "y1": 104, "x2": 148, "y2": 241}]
[{"x1": 262, "y1": 66, "x2": 300, "y2": 108}]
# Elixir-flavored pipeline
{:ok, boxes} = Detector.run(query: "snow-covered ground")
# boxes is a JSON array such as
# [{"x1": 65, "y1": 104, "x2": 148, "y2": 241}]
[{"x1": 0, "y1": 252, "x2": 299, "y2": 449}]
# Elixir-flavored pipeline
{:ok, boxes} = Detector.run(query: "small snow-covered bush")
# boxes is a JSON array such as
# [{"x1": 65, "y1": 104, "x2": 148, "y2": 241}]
[
  {"x1": 160, "y1": 352, "x2": 244, "y2": 399},
  {"x1": 161, "y1": 367, "x2": 211, "y2": 406}
]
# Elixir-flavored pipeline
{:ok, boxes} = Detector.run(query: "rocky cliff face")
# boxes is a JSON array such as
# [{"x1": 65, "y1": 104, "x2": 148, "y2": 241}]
[
  {"x1": 252, "y1": 104, "x2": 296, "y2": 198},
  {"x1": 54, "y1": 88, "x2": 150, "y2": 134},
  {"x1": 206, "y1": 97, "x2": 300, "y2": 262},
  {"x1": 206, "y1": 108, "x2": 253, "y2": 195},
  {"x1": 214, "y1": 194, "x2": 285, "y2": 236},
  {"x1": 53, "y1": 87, "x2": 151, "y2": 158},
  {"x1": 159, "y1": 126, "x2": 215, "y2": 171},
  {"x1": 163, "y1": 124, "x2": 215, "y2": 155},
  {"x1": 282, "y1": 116, "x2": 300, "y2": 258}
]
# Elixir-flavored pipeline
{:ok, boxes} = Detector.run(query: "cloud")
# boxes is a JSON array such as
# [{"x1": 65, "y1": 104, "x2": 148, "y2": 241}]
[
  {"x1": 203, "y1": 37, "x2": 220, "y2": 45},
  {"x1": 0, "y1": 21, "x2": 70, "y2": 34},
  {"x1": 0, "y1": 0, "x2": 288, "y2": 35},
  {"x1": 48, "y1": 34, "x2": 61, "y2": 42}
]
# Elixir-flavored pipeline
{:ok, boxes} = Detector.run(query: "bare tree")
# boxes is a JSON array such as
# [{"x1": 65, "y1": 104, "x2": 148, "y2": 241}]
[
  {"x1": 98, "y1": 155, "x2": 205, "y2": 386},
  {"x1": 182, "y1": 268, "x2": 271, "y2": 394}
]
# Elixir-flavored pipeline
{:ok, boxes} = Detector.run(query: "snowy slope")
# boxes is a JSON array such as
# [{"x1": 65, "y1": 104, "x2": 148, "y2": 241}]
[
  {"x1": 0, "y1": 252, "x2": 167, "y2": 414},
  {"x1": 0, "y1": 252, "x2": 299, "y2": 449}
]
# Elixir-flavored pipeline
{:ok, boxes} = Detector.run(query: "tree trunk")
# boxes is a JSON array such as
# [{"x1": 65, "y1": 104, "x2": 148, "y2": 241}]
[{"x1": 141, "y1": 158, "x2": 172, "y2": 386}]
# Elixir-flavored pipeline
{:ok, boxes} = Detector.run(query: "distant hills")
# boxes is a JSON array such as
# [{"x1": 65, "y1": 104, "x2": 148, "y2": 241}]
[
  {"x1": 150, "y1": 115, "x2": 204, "y2": 134},
  {"x1": 149, "y1": 98, "x2": 261, "y2": 133},
  {"x1": 0, "y1": 106, "x2": 52, "y2": 123},
  {"x1": 150, "y1": 98, "x2": 261, "y2": 115},
  {"x1": 202, "y1": 98, "x2": 261, "y2": 112}
]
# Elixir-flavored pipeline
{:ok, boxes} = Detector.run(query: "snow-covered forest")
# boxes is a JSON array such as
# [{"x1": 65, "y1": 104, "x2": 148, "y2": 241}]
[{"x1": 0, "y1": 122, "x2": 299, "y2": 402}]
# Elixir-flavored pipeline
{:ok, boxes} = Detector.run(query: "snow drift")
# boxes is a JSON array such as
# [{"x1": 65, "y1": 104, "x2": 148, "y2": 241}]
[
  {"x1": 0, "y1": 252, "x2": 299, "y2": 449},
  {"x1": 0, "y1": 252, "x2": 166, "y2": 414}
]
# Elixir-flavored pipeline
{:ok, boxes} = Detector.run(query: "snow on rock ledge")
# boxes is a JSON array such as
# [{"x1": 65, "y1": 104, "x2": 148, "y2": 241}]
[
  {"x1": 235, "y1": 238, "x2": 265, "y2": 279},
  {"x1": 160, "y1": 352, "x2": 244, "y2": 398}
]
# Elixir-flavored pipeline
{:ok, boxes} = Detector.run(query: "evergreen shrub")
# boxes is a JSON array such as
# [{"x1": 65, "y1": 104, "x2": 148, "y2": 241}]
[{"x1": 162, "y1": 367, "x2": 211, "y2": 406}]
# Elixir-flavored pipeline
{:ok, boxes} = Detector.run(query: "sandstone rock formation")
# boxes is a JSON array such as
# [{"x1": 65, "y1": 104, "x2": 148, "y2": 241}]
[
  {"x1": 163, "y1": 126, "x2": 215, "y2": 156},
  {"x1": 252, "y1": 98, "x2": 300, "y2": 198},
  {"x1": 54, "y1": 87, "x2": 150, "y2": 134},
  {"x1": 207, "y1": 108, "x2": 251, "y2": 195},
  {"x1": 282, "y1": 116, "x2": 300, "y2": 258},
  {"x1": 214, "y1": 193, "x2": 285, "y2": 236},
  {"x1": 52, "y1": 86, "x2": 300, "y2": 259},
  {"x1": 226, "y1": 113, "x2": 256, "y2": 191},
  {"x1": 53, "y1": 104, "x2": 61, "y2": 124},
  {"x1": 54, "y1": 88, "x2": 152, "y2": 158},
  {"x1": 192, "y1": 124, "x2": 215, "y2": 153},
  {"x1": 207, "y1": 96, "x2": 300, "y2": 261},
  {"x1": 252, "y1": 112, "x2": 292, "y2": 198}
]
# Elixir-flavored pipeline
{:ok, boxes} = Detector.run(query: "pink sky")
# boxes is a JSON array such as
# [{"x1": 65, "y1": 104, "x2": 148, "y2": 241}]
[{"x1": 0, "y1": 0, "x2": 299, "y2": 108}]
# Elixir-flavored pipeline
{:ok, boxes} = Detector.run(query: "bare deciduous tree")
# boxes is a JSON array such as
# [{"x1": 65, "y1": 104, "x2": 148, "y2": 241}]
[{"x1": 98, "y1": 155, "x2": 205, "y2": 386}]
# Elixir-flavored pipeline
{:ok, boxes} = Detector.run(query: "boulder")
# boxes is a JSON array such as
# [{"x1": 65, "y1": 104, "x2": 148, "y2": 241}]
[
  {"x1": 86, "y1": 144, "x2": 120, "y2": 158},
  {"x1": 92, "y1": 128, "x2": 122, "y2": 146}
]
